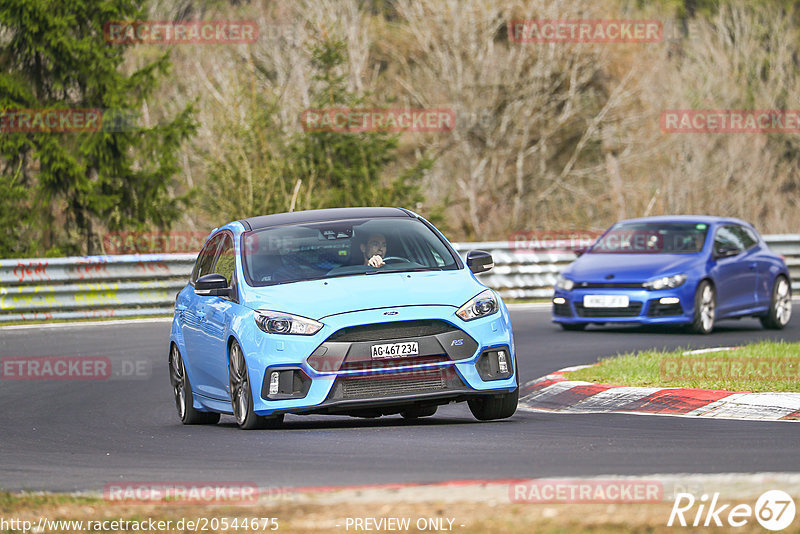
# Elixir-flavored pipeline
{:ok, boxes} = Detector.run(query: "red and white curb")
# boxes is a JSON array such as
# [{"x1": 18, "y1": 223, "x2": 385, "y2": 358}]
[{"x1": 519, "y1": 365, "x2": 800, "y2": 422}]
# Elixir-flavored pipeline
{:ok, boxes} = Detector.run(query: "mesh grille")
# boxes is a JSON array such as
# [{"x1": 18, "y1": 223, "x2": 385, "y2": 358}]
[
  {"x1": 553, "y1": 302, "x2": 572, "y2": 317},
  {"x1": 576, "y1": 282, "x2": 644, "y2": 288},
  {"x1": 647, "y1": 300, "x2": 684, "y2": 317},
  {"x1": 327, "y1": 320, "x2": 458, "y2": 342},
  {"x1": 339, "y1": 370, "x2": 447, "y2": 399},
  {"x1": 574, "y1": 302, "x2": 643, "y2": 317}
]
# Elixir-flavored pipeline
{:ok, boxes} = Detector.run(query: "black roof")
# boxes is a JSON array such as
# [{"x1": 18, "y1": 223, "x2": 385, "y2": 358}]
[{"x1": 239, "y1": 207, "x2": 415, "y2": 231}]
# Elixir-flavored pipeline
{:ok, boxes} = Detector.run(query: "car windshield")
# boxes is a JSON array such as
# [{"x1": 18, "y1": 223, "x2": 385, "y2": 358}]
[
  {"x1": 589, "y1": 222, "x2": 709, "y2": 254},
  {"x1": 242, "y1": 217, "x2": 459, "y2": 286}
]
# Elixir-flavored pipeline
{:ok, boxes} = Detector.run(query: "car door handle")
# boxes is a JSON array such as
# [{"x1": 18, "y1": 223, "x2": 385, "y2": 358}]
[{"x1": 176, "y1": 304, "x2": 187, "y2": 311}]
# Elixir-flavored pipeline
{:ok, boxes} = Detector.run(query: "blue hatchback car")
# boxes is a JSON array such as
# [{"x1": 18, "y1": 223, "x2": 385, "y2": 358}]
[
  {"x1": 169, "y1": 207, "x2": 518, "y2": 429},
  {"x1": 552, "y1": 216, "x2": 792, "y2": 334}
]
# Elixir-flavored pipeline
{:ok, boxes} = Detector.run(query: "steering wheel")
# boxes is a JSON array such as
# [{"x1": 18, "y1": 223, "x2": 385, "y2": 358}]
[{"x1": 381, "y1": 256, "x2": 411, "y2": 264}]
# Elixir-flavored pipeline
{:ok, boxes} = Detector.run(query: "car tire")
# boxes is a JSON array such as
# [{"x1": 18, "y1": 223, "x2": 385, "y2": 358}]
[
  {"x1": 560, "y1": 323, "x2": 586, "y2": 331},
  {"x1": 761, "y1": 275, "x2": 792, "y2": 329},
  {"x1": 169, "y1": 344, "x2": 220, "y2": 425},
  {"x1": 468, "y1": 388, "x2": 519, "y2": 421},
  {"x1": 401, "y1": 405, "x2": 438, "y2": 419},
  {"x1": 690, "y1": 280, "x2": 716, "y2": 334},
  {"x1": 228, "y1": 340, "x2": 283, "y2": 430}
]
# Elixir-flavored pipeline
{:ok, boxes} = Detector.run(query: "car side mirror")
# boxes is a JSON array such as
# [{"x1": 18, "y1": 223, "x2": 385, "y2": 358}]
[
  {"x1": 195, "y1": 273, "x2": 232, "y2": 297},
  {"x1": 714, "y1": 245, "x2": 740, "y2": 259},
  {"x1": 574, "y1": 247, "x2": 588, "y2": 257},
  {"x1": 466, "y1": 250, "x2": 494, "y2": 274}
]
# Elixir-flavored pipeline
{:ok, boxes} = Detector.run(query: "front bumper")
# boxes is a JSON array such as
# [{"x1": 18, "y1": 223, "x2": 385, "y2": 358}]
[
  {"x1": 239, "y1": 305, "x2": 517, "y2": 416},
  {"x1": 551, "y1": 286, "x2": 696, "y2": 325}
]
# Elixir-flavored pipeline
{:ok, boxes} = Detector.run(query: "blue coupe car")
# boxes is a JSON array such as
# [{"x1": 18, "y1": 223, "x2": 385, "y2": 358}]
[
  {"x1": 169, "y1": 207, "x2": 518, "y2": 429},
  {"x1": 552, "y1": 216, "x2": 792, "y2": 334}
]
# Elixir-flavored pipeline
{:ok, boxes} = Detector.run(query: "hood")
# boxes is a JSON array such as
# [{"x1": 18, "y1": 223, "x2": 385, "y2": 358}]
[
  {"x1": 240, "y1": 270, "x2": 484, "y2": 320},
  {"x1": 565, "y1": 253, "x2": 700, "y2": 283}
]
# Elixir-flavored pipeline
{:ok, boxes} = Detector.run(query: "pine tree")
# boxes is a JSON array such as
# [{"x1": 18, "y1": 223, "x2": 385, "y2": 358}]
[
  {"x1": 202, "y1": 38, "x2": 430, "y2": 222},
  {"x1": 0, "y1": 0, "x2": 196, "y2": 257},
  {"x1": 286, "y1": 39, "x2": 430, "y2": 211}
]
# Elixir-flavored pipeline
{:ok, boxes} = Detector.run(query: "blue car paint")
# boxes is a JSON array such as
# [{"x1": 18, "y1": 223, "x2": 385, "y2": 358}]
[
  {"x1": 170, "y1": 215, "x2": 517, "y2": 416},
  {"x1": 552, "y1": 215, "x2": 790, "y2": 327}
]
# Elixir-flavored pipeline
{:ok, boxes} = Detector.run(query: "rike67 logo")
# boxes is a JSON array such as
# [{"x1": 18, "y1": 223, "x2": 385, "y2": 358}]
[{"x1": 668, "y1": 490, "x2": 796, "y2": 531}]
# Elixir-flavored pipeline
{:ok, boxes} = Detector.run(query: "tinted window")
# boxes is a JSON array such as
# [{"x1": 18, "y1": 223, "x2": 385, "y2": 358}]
[
  {"x1": 728, "y1": 225, "x2": 758, "y2": 250},
  {"x1": 590, "y1": 222, "x2": 708, "y2": 254},
  {"x1": 192, "y1": 234, "x2": 222, "y2": 283},
  {"x1": 242, "y1": 217, "x2": 458, "y2": 286},
  {"x1": 714, "y1": 226, "x2": 746, "y2": 254},
  {"x1": 744, "y1": 227, "x2": 760, "y2": 247},
  {"x1": 213, "y1": 233, "x2": 235, "y2": 285}
]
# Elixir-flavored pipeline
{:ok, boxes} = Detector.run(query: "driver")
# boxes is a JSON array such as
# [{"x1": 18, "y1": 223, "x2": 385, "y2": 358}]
[{"x1": 361, "y1": 233, "x2": 387, "y2": 268}]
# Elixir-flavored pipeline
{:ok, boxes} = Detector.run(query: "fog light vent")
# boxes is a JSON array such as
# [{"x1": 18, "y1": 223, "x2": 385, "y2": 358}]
[
  {"x1": 476, "y1": 347, "x2": 513, "y2": 381},
  {"x1": 262, "y1": 367, "x2": 312, "y2": 400}
]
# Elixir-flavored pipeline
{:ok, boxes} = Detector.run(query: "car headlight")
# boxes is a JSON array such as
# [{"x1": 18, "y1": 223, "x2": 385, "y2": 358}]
[
  {"x1": 555, "y1": 274, "x2": 575, "y2": 291},
  {"x1": 456, "y1": 289, "x2": 499, "y2": 321},
  {"x1": 254, "y1": 310, "x2": 323, "y2": 335},
  {"x1": 643, "y1": 274, "x2": 687, "y2": 291}
]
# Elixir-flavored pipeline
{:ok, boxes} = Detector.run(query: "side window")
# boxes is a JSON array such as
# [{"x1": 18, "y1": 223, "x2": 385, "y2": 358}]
[
  {"x1": 731, "y1": 226, "x2": 758, "y2": 250},
  {"x1": 213, "y1": 234, "x2": 235, "y2": 286},
  {"x1": 714, "y1": 226, "x2": 745, "y2": 254},
  {"x1": 191, "y1": 234, "x2": 221, "y2": 284}
]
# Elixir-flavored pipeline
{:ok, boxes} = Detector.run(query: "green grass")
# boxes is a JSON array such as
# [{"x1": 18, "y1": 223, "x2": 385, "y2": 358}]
[
  {"x1": 567, "y1": 341, "x2": 800, "y2": 393},
  {"x1": 0, "y1": 490, "x2": 101, "y2": 510}
]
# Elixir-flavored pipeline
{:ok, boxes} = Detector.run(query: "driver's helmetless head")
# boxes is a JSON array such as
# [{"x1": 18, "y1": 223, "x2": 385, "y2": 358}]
[{"x1": 361, "y1": 233, "x2": 387, "y2": 263}]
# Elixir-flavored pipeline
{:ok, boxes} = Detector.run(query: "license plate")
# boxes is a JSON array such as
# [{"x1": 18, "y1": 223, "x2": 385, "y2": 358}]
[
  {"x1": 371, "y1": 341, "x2": 419, "y2": 359},
  {"x1": 583, "y1": 295, "x2": 630, "y2": 308}
]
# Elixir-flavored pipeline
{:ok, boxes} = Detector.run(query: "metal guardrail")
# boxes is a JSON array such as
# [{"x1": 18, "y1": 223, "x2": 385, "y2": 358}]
[
  {"x1": 0, "y1": 254, "x2": 196, "y2": 322},
  {"x1": 1, "y1": 236, "x2": 799, "y2": 323}
]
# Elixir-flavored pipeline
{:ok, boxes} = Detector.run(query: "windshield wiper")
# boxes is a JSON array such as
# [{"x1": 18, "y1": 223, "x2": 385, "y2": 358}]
[{"x1": 365, "y1": 267, "x2": 443, "y2": 275}]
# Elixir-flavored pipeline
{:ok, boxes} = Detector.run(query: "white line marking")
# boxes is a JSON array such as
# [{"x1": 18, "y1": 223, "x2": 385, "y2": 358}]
[
  {"x1": 507, "y1": 302, "x2": 551, "y2": 310},
  {"x1": 682, "y1": 346, "x2": 740, "y2": 355},
  {"x1": 565, "y1": 386, "x2": 663, "y2": 412},
  {"x1": 0, "y1": 317, "x2": 173, "y2": 330},
  {"x1": 686, "y1": 392, "x2": 800, "y2": 420}
]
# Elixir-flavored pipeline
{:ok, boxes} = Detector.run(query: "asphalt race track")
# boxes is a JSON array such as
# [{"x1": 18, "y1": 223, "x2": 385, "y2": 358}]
[{"x1": 1, "y1": 307, "x2": 798, "y2": 492}]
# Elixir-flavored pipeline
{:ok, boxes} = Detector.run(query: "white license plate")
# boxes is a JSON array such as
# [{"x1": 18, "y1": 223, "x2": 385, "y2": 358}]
[
  {"x1": 371, "y1": 341, "x2": 419, "y2": 359},
  {"x1": 583, "y1": 295, "x2": 630, "y2": 308}
]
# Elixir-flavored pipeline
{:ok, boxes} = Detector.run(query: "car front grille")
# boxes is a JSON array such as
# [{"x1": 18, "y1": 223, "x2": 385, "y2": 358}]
[
  {"x1": 325, "y1": 367, "x2": 466, "y2": 401},
  {"x1": 340, "y1": 370, "x2": 447, "y2": 399},
  {"x1": 575, "y1": 282, "x2": 645, "y2": 289},
  {"x1": 574, "y1": 302, "x2": 643, "y2": 317},
  {"x1": 327, "y1": 320, "x2": 458, "y2": 342}
]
